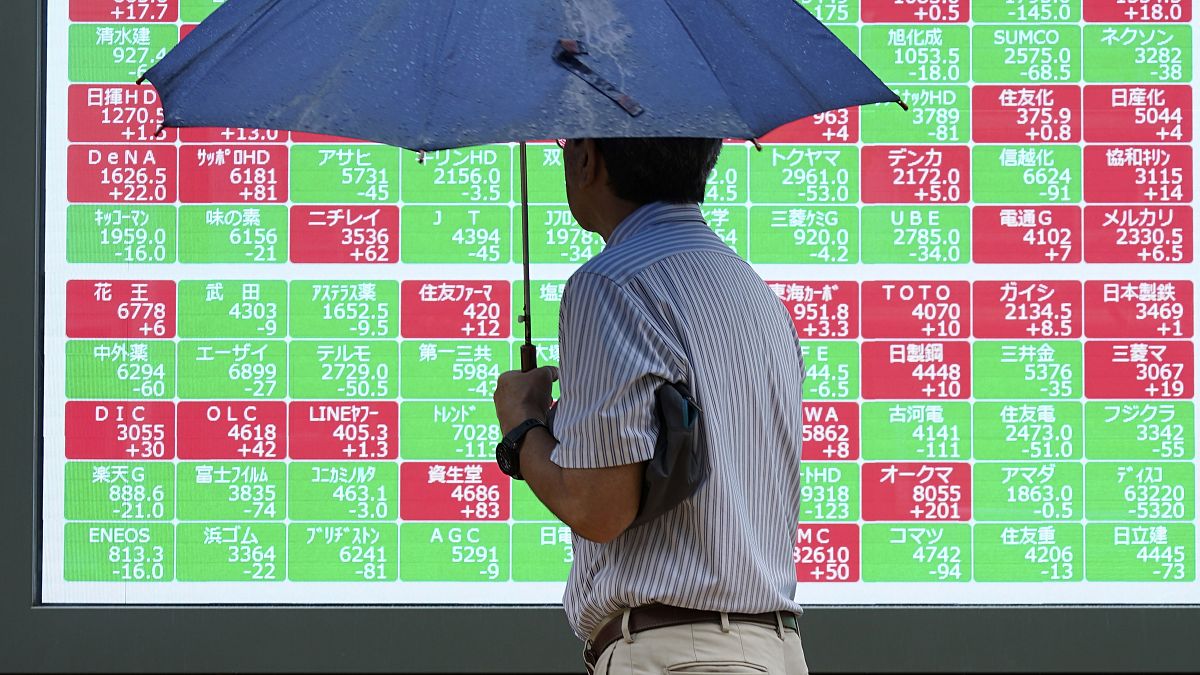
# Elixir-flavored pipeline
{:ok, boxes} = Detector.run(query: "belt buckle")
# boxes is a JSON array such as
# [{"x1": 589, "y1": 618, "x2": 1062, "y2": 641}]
[{"x1": 782, "y1": 611, "x2": 799, "y2": 634}]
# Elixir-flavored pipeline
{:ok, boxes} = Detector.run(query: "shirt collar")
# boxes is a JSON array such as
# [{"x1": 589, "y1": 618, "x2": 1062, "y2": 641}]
[{"x1": 606, "y1": 201, "x2": 705, "y2": 248}]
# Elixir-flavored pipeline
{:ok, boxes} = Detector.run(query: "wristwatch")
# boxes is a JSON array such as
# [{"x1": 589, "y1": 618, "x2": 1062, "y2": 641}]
[{"x1": 495, "y1": 418, "x2": 549, "y2": 480}]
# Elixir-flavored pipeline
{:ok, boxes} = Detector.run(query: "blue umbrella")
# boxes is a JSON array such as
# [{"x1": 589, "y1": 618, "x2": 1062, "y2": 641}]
[{"x1": 140, "y1": 0, "x2": 903, "y2": 369}]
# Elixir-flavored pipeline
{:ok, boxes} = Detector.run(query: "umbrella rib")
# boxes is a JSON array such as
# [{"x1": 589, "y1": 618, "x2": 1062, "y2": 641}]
[
  {"x1": 413, "y1": 2, "x2": 464, "y2": 150},
  {"x1": 660, "y1": 0, "x2": 824, "y2": 133},
  {"x1": 712, "y1": 0, "x2": 836, "y2": 111},
  {"x1": 149, "y1": 0, "x2": 286, "y2": 120},
  {"x1": 656, "y1": 0, "x2": 759, "y2": 139},
  {"x1": 292, "y1": 2, "x2": 394, "y2": 135}
]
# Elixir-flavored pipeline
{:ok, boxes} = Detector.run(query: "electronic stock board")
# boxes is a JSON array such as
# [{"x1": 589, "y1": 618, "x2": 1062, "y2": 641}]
[{"x1": 43, "y1": 0, "x2": 1200, "y2": 608}]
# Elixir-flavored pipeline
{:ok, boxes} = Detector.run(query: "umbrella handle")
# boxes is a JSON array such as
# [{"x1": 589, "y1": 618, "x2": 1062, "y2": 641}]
[
  {"x1": 520, "y1": 342, "x2": 538, "y2": 372},
  {"x1": 518, "y1": 141, "x2": 537, "y2": 375}
]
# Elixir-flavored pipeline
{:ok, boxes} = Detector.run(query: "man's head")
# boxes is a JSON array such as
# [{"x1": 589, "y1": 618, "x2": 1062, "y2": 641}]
[{"x1": 562, "y1": 137, "x2": 722, "y2": 239}]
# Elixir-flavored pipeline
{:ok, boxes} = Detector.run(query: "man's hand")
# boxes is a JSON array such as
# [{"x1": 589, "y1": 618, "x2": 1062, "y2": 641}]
[{"x1": 493, "y1": 366, "x2": 558, "y2": 433}]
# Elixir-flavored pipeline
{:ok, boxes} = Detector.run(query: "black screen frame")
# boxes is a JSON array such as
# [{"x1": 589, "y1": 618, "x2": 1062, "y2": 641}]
[{"x1": 5, "y1": 0, "x2": 1199, "y2": 671}]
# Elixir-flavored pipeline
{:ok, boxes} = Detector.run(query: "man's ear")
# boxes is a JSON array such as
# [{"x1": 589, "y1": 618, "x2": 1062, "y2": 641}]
[{"x1": 577, "y1": 138, "x2": 602, "y2": 189}]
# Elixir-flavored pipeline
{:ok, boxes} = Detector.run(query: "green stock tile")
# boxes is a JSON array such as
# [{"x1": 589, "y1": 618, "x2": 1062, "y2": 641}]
[
  {"x1": 797, "y1": 0, "x2": 857, "y2": 24},
  {"x1": 177, "y1": 462, "x2": 286, "y2": 520},
  {"x1": 176, "y1": 523, "x2": 285, "y2": 581},
  {"x1": 64, "y1": 523, "x2": 173, "y2": 581},
  {"x1": 400, "y1": 340, "x2": 509, "y2": 399},
  {"x1": 1083, "y1": 25, "x2": 1191, "y2": 83},
  {"x1": 861, "y1": 206, "x2": 969, "y2": 265},
  {"x1": 861, "y1": 86, "x2": 970, "y2": 144},
  {"x1": 799, "y1": 341, "x2": 859, "y2": 400},
  {"x1": 508, "y1": 341, "x2": 561, "y2": 399},
  {"x1": 180, "y1": 0, "x2": 227, "y2": 22},
  {"x1": 511, "y1": 280, "x2": 565, "y2": 340},
  {"x1": 512, "y1": 480, "x2": 557, "y2": 522},
  {"x1": 1085, "y1": 462, "x2": 1194, "y2": 521},
  {"x1": 972, "y1": 25, "x2": 1081, "y2": 83},
  {"x1": 68, "y1": 24, "x2": 176, "y2": 82},
  {"x1": 515, "y1": 206, "x2": 604, "y2": 264},
  {"x1": 177, "y1": 280, "x2": 287, "y2": 338},
  {"x1": 748, "y1": 206, "x2": 859, "y2": 264},
  {"x1": 861, "y1": 26, "x2": 969, "y2": 85},
  {"x1": 289, "y1": 462, "x2": 398, "y2": 521},
  {"x1": 524, "y1": 143, "x2": 567, "y2": 203},
  {"x1": 288, "y1": 523, "x2": 398, "y2": 581},
  {"x1": 177, "y1": 205, "x2": 287, "y2": 263},
  {"x1": 972, "y1": 146, "x2": 1082, "y2": 204},
  {"x1": 401, "y1": 145, "x2": 511, "y2": 204},
  {"x1": 290, "y1": 341, "x2": 397, "y2": 399},
  {"x1": 861, "y1": 523, "x2": 971, "y2": 582},
  {"x1": 177, "y1": 340, "x2": 286, "y2": 399},
  {"x1": 65, "y1": 462, "x2": 173, "y2": 521},
  {"x1": 66, "y1": 339, "x2": 174, "y2": 399},
  {"x1": 973, "y1": 462, "x2": 1082, "y2": 521},
  {"x1": 292, "y1": 145, "x2": 399, "y2": 203},
  {"x1": 510, "y1": 340, "x2": 560, "y2": 369},
  {"x1": 973, "y1": 0, "x2": 1080, "y2": 23},
  {"x1": 1085, "y1": 402, "x2": 1195, "y2": 460},
  {"x1": 973, "y1": 402, "x2": 1082, "y2": 461},
  {"x1": 400, "y1": 401, "x2": 501, "y2": 461},
  {"x1": 399, "y1": 523, "x2": 510, "y2": 581},
  {"x1": 798, "y1": 463, "x2": 859, "y2": 521},
  {"x1": 289, "y1": 281, "x2": 398, "y2": 338},
  {"x1": 400, "y1": 205, "x2": 512, "y2": 264},
  {"x1": 701, "y1": 205, "x2": 748, "y2": 259},
  {"x1": 972, "y1": 341, "x2": 1082, "y2": 400},
  {"x1": 1085, "y1": 523, "x2": 1194, "y2": 581},
  {"x1": 748, "y1": 146, "x2": 859, "y2": 204},
  {"x1": 861, "y1": 402, "x2": 971, "y2": 461},
  {"x1": 973, "y1": 523, "x2": 1082, "y2": 582},
  {"x1": 828, "y1": 25, "x2": 859, "y2": 55},
  {"x1": 67, "y1": 205, "x2": 176, "y2": 264},
  {"x1": 704, "y1": 144, "x2": 748, "y2": 204},
  {"x1": 512, "y1": 523, "x2": 573, "y2": 582}
]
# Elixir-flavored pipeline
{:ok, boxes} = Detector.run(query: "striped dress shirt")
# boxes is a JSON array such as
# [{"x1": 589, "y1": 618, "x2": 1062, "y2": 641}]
[{"x1": 550, "y1": 201, "x2": 807, "y2": 639}]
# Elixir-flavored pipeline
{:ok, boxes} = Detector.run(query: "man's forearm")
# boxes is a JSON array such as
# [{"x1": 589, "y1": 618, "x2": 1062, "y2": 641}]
[{"x1": 519, "y1": 427, "x2": 578, "y2": 528}]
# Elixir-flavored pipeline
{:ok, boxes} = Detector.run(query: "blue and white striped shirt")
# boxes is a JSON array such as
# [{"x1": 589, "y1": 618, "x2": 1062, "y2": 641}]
[{"x1": 550, "y1": 201, "x2": 807, "y2": 639}]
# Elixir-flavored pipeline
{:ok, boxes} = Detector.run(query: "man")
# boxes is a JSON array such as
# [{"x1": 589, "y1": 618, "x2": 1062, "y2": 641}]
[{"x1": 492, "y1": 137, "x2": 808, "y2": 674}]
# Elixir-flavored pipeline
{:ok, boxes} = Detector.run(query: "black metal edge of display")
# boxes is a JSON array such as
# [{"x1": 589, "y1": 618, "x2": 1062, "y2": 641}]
[
  {"x1": 4, "y1": 0, "x2": 1200, "y2": 672},
  {"x1": 3, "y1": 0, "x2": 41, "y2": 664},
  {"x1": 33, "y1": 0, "x2": 48, "y2": 609}
]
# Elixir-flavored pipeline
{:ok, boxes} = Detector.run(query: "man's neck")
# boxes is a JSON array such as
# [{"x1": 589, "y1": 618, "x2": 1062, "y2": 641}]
[{"x1": 592, "y1": 199, "x2": 645, "y2": 243}]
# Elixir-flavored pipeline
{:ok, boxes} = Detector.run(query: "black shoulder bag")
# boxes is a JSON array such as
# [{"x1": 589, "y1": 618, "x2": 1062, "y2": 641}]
[
  {"x1": 548, "y1": 380, "x2": 708, "y2": 529},
  {"x1": 628, "y1": 380, "x2": 707, "y2": 528}
]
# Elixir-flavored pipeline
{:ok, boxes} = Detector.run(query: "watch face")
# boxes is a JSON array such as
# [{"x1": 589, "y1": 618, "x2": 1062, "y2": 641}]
[{"x1": 495, "y1": 440, "x2": 516, "y2": 476}]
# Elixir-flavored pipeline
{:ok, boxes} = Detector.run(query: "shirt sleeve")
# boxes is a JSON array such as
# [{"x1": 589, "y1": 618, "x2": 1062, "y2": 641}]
[{"x1": 550, "y1": 271, "x2": 680, "y2": 469}]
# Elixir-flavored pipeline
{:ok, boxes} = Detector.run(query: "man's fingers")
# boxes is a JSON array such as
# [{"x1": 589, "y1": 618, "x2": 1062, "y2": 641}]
[{"x1": 544, "y1": 366, "x2": 560, "y2": 382}]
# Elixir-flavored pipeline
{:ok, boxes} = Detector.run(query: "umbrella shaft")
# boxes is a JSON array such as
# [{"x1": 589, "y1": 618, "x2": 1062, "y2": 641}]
[{"x1": 519, "y1": 142, "x2": 536, "y2": 371}]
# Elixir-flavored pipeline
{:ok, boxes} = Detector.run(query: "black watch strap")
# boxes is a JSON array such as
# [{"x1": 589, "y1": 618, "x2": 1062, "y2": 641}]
[{"x1": 496, "y1": 418, "x2": 548, "y2": 480}]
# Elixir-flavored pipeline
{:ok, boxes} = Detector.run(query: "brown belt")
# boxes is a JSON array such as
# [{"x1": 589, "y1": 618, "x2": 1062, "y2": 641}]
[{"x1": 584, "y1": 604, "x2": 800, "y2": 667}]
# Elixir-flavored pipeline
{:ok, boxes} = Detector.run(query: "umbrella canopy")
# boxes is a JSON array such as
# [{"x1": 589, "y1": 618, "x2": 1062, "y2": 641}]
[
  {"x1": 140, "y1": 0, "x2": 902, "y2": 370},
  {"x1": 142, "y1": 0, "x2": 901, "y2": 150}
]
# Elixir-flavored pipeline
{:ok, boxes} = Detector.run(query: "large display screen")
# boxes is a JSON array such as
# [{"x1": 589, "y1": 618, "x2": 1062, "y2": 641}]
[{"x1": 43, "y1": 0, "x2": 1198, "y2": 604}]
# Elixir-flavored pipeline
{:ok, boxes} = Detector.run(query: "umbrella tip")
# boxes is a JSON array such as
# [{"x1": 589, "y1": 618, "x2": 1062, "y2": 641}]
[
  {"x1": 416, "y1": 150, "x2": 427, "y2": 165},
  {"x1": 896, "y1": 99, "x2": 910, "y2": 112},
  {"x1": 749, "y1": 137, "x2": 763, "y2": 152},
  {"x1": 136, "y1": 75, "x2": 146, "y2": 85}
]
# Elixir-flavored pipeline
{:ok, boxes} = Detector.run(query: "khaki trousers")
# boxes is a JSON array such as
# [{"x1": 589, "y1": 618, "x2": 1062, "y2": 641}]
[{"x1": 586, "y1": 611, "x2": 809, "y2": 675}]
